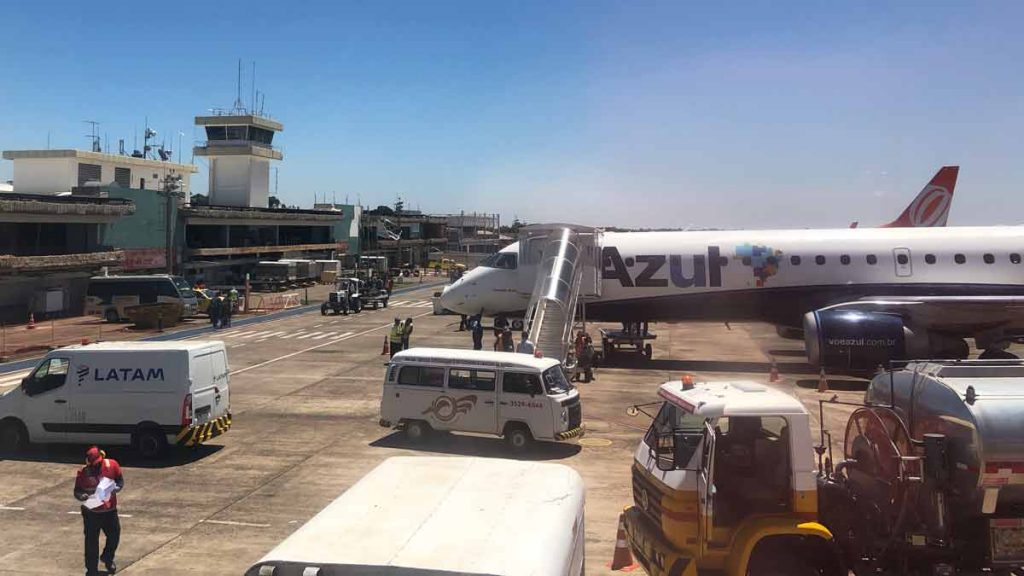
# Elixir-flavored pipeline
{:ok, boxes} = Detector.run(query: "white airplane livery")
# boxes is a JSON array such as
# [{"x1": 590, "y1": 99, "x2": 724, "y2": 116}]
[{"x1": 440, "y1": 168, "x2": 1024, "y2": 371}]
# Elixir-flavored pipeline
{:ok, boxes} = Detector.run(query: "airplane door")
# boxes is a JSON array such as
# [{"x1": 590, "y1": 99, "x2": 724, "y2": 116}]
[
  {"x1": 893, "y1": 248, "x2": 913, "y2": 278},
  {"x1": 698, "y1": 421, "x2": 716, "y2": 554}
]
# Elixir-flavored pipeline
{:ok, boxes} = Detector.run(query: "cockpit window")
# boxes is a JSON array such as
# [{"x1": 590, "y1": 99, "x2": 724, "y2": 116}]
[{"x1": 480, "y1": 252, "x2": 517, "y2": 269}]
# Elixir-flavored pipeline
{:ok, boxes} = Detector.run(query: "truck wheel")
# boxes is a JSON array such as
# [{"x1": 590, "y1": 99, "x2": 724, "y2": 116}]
[
  {"x1": 644, "y1": 343, "x2": 653, "y2": 359},
  {"x1": 320, "y1": 305, "x2": 328, "y2": 316},
  {"x1": 404, "y1": 420, "x2": 432, "y2": 442},
  {"x1": 504, "y1": 423, "x2": 533, "y2": 451},
  {"x1": 133, "y1": 427, "x2": 168, "y2": 459},
  {"x1": 105, "y1": 309, "x2": 120, "y2": 323},
  {"x1": 0, "y1": 419, "x2": 28, "y2": 452},
  {"x1": 383, "y1": 299, "x2": 389, "y2": 308}
]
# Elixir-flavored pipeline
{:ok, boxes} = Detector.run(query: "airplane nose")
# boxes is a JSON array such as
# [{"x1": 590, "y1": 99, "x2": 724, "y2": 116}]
[{"x1": 440, "y1": 281, "x2": 468, "y2": 314}]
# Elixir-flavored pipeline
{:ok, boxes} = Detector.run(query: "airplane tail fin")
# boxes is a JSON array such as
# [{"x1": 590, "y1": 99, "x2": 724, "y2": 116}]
[{"x1": 881, "y1": 166, "x2": 959, "y2": 228}]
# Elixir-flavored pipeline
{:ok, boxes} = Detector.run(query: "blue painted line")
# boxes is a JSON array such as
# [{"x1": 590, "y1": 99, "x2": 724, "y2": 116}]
[{"x1": 0, "y1": 281, "x2": 445, "y2": 375}]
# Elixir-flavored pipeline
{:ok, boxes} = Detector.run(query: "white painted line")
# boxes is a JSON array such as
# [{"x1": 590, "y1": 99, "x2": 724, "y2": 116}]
[
  {"x1": 203, "y1": 519, "x2": 270, "y2": 528},
  {"x1": 312, "y1": 332, "x2": 337, "y2": 340},
  {"x1": 388, "y1": 301, "x2": 408, "y2": 307},
  {"x1": 231, "y1": 343, "x2": 247, "y2": 349},
  {"x1": 231, "y1": 313, "x2": 431, "y2": 376},
  {"x1": 295, "y1": 332, "x2": 324, "y2": 340},
  {"x1": 226, "y1": 330, "x2": 255, "y2": 338},
  {"x1": 253, "y1": 331, "x2": 287, "y2": 341},
  {"x1": 277, "y1": 332, "x2": 306, "y2": 340},
  {"x1": 0, "y1": 506, "x2": 25, "y2": 511},
  {"x1": 313, "y1": 323, "x2": 324, "y2": 328},
  {"x1": 237, "y1": 331, "x2": 272, "y2": 340},
  {"x1": 0, "y1": 370, "x2": 31, "y2": 387}
]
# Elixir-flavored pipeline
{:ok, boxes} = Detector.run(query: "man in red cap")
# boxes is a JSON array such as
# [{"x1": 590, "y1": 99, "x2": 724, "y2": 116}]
[{"x1": 74, "y1": 446, "x2": 124, "y2": 575}]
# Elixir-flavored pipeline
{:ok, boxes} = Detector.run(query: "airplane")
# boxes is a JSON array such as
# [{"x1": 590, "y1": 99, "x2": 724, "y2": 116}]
[
  {"x1": 849, "y1": 165, "x2": 958, "y2": 228},
  {"x1": 440, "y1": 173, "x2": 1024, "y2": 372}
]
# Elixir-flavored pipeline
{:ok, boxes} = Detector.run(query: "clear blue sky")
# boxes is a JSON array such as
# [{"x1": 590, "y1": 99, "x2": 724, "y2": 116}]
[{"x1": 2, "y1": 1, "x2": 1022, "y2": 229}]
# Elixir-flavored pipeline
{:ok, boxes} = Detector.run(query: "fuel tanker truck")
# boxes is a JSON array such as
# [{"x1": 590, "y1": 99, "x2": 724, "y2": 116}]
[{"x1": 623, "y1": 361, "x2": 1024, "y2": 576}]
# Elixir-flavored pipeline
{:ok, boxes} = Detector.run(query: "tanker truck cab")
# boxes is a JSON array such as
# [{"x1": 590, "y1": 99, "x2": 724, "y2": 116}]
[{"x1": 625, "y1": 378, "x2": 837, "y2": 576}]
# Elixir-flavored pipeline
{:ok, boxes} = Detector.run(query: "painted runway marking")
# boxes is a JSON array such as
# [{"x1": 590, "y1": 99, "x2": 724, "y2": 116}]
[
  {"x1": 295, "y1": 332, "x2": 325, "y2": 340},
  {"x1": 231, "y1": 311, "x2": 432, "y2": 376},
  {"x1": 0, "y1": 506, "x2": 25, "y2": 511},
  {"x1": 0, "y1": 370, "x2": 30, "y2": 387},
  {"x1": 203, "y1": 519, "x2": 270, "y2": 528}
]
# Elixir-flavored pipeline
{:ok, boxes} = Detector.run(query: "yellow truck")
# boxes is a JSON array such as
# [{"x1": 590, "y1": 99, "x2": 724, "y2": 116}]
[
  {"x1": 626, "y1": 364, "x2": 1024, "y2": 576},
  {"x1": 624, "y1": 378, "x2": 837, "y2": 576}
]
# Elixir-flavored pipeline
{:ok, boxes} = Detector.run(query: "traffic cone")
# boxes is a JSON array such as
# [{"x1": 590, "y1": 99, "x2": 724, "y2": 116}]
[
  {"x1": 608, "y1": 513, "x2": 639, "y2": 571},
  {"x1": 381, "y1": 336, "x2": 389, "y2": 355},
  {"x1": 768, "y1": 359, "x2": 780, "y2": 382},
  {"x1": 27, "y1": 313, "x2": 36, "y2": 330},
  {"x1": 817, "y1": 367, "x2": 829, "y2": 393}
]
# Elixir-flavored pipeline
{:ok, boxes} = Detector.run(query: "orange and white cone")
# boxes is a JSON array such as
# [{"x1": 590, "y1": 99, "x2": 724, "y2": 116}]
[
  {"x1": 27, "y1": 313, "x2": 36, "y2": 330},
  {"x1": 817, "y1": 367, "x2": 829, "y2": 393},
  {"x1": 381, "y1": 335, "x2": 389, "y2": 355},
  {"x1": 768, "y1": 359, "x2": 780, "y2": 382},
  {"x1": 608, "y1": 513, "x2": 639, "y2": 571}
]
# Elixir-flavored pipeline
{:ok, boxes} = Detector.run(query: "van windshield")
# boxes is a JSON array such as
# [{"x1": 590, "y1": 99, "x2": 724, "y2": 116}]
[
  {"x1": 172, "y1": 276, "x2": 196, "y2": 299},
  {"x1": 542, "y1": 367, "x2": 573, "y2": 395}
]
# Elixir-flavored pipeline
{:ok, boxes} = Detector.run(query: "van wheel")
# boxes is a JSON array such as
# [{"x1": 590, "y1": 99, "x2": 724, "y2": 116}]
[
  {"x1": 104, "y1": 309, "x2": 120, "y2": 323},
  {"x1": 404, "y1": 420, "x2": 431, "y2": 442},
  {"x1": 0, "y1": 419, "x2": 28, "y2": 451},
  {"x1": 133, "y1": 427, "x2": 168, "y2": 459},
  {"x1": 504, "y1": 423, "x2": 533, "y2": 451}
]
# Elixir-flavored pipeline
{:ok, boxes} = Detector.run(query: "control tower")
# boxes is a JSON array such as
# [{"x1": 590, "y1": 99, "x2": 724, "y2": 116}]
[{"x1": 193, "y1": 113, "x2": 283, "y2": 208}]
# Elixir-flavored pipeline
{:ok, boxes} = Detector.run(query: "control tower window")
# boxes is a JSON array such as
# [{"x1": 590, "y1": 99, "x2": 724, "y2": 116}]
[
  {"x1": 225, "y1": 126, "x2": 247, "y2": 141},
  {"x1": 249, "y1": 127, "x2": 275, "y2": 145},
  {"x1": 205, "y1": 126, "x2": 226, "y2": 141}
]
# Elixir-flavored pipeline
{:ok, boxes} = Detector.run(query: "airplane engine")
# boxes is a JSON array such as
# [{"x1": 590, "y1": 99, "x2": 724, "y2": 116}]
[{"x1": 803, "y1": 310, "x2": 968, "y2": 372}]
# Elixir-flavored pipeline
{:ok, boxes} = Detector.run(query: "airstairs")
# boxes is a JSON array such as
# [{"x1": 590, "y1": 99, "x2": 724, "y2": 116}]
[{"x1": 517, "y1": 225, "x2": 601, "y2": 365}]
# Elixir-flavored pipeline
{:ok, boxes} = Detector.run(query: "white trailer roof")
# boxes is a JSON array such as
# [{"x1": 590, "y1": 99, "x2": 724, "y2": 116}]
[{"x1": 247, "y1": 457, "x2": 584, "y2": 576}]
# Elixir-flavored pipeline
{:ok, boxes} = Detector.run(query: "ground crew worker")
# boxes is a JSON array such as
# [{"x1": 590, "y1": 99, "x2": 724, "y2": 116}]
[
  {"x1": 517, "y1": 331, "x2": 535, "y2": 355},
  {"x1": 209, "y1": 293, "x2": 222, "y2": 329},
  {"x1": 495, "y1": 327, "x2": 515, "y2": 352},
  {"x1": 389, "y1": 318, "x2": 405, "y2": 357},
  {"x1": 470, "y1": 314, "x2": 484, "y2": 350},
  {"x1": 218, "y1": 294, "x2": 232, "y2": 328},
  {"x1": 579, "y1": 334, "x2": 596, "y2": 382},
  {"x1": 228, "y1": 287, "x2": 239, "y2": 312},
  {"x1": 493, "y1": 316, "x2": 509, "y2": 338},
  {"x1": 74, "y1": 446, "x2": 124, "y2": 576},
  {"x1": 402, "y1": 317, "x2": 414, "y2": 350}
]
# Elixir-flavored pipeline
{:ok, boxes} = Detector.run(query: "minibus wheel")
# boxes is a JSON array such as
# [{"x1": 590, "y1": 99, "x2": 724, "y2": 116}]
[
  {"x1": 404, "y1": 420, "x2": 432, "y2": 442},
  {"x1": 504, "y1": 423, "x2": 533, "y2": 451}
]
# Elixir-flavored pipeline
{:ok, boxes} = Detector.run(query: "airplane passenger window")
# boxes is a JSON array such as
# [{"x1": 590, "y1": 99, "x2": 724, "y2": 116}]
[
  {"x1": 790, "y1": 255, "x2": 801, "y2": 266},
  {"x1": 984, "y1": 253, "x2": 995, "y2": 264},
  {"x1": 866, "y1": 255, "x2": 877, "y2": 265},
  {"x1": 896, "y1": 254, "x2": 909, "y2": 265},
  {"x1": 925, "y1": 254, "x2": 936, "y2": 264},
  {"x1": 955, "y1": 254, "x2": 966, "y2": 264},
  {"x1": 840, "y1": 255, "x2": 851, "y2": 265},
  {"x1": 1011, "y1": 253, "x2": 1022, "y2": 264},
  {"x1": 815, "y1": 255, "x2": 825, "y2": 265}
]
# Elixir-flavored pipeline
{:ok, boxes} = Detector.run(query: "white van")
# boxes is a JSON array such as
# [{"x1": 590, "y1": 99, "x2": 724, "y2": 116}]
[
  {"x1": 379, "y1": 348, "x2": 584, "y2": 449},
  {"x1": 245, "y1": 456, "x2": 586, "y2": 576},
  {"x1": 0, "y1": 341, "x2": 231, "y2": 457}
]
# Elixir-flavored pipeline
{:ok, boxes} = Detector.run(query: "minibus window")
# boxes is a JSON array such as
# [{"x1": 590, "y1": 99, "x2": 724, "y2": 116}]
[
  {"x1": 449, "y1": 369, "x2": 496, "y2": 391},
  {"x1": 503, "y1": 372, "x2": 543, "y2": 395},
  {"x1": 542, "y1": 367, "x2": 572, "y2": 395},
  {"x1": 397, "y1": 366, "x2": 445, "y2": 387}
]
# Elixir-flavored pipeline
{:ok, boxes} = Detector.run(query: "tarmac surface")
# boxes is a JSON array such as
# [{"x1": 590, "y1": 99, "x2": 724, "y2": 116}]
[{"x1": 0, "y1": 282, "x2": 1002, "y2": 575}]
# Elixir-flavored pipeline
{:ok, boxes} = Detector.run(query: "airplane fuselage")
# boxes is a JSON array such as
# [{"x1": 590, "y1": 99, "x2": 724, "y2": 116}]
[{"x1": 442, "y1": 226, "x2": 1024, "y2": 329}]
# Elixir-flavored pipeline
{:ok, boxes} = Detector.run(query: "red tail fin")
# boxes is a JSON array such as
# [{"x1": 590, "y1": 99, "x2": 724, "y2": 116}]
[{"x1": 881, "y1": 166, "x2": 958, "y2": 228}]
